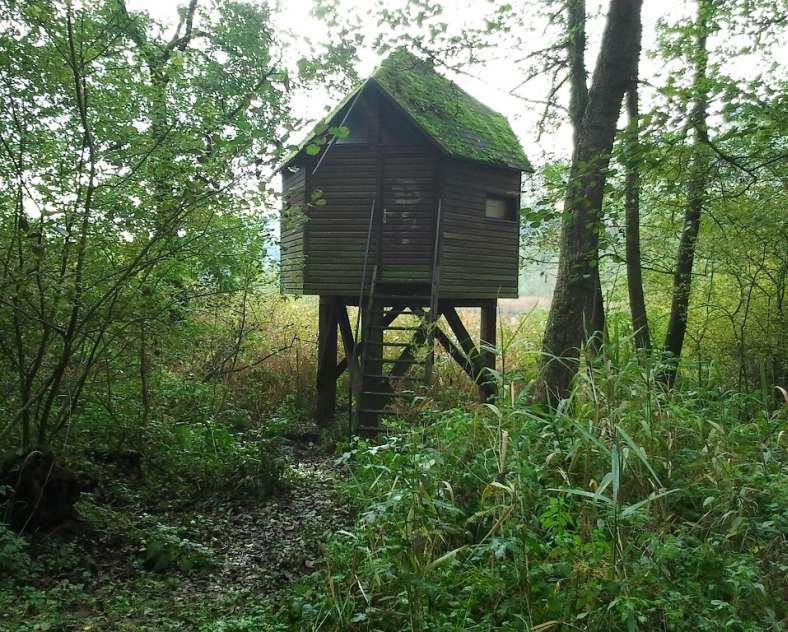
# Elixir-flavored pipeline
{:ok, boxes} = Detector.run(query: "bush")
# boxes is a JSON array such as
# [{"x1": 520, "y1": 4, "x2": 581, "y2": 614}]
[
  {"x1": 143, "y1": 524, "x2": 216, "y2": 573},
  {"x1": 143, "y1": 419, "x2": 286, "y2": 501},
  {"x1": 279, "y1": 348, "x2": 787, "y2": 631},
  {"x1": 0, "y1": 520, "x2": 32, "y2": 582}
]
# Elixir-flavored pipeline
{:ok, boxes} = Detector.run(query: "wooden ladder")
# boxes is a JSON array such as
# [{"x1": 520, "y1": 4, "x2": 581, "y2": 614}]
[
  {"x1": 356, "y1": 298, "x2": 432, "y2": 433},
  {"x1": 353, "y1": 200, "x2": 443, "y2": 434}
]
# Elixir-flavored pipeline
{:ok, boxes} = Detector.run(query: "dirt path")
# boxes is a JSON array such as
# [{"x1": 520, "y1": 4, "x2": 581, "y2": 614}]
[{"x1": 177, "y1": 445, "x2": 351, "y2": 596}]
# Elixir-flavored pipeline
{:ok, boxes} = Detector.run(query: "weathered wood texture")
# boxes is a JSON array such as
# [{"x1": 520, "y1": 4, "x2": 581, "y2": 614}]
[
  {"x1": 479, "y1": 299, "x2": 498, "y2": 401},
  {"x1": 379, "y1": 144, "x2": 436, "y2": 284},
  {"x1": 307, "y1": 144, "x2": 380, "y2": 294},
  {"x1": 316, "y1": 296, "x2": 338, "y2": 423},
  {"x1": 280, "y1": 166, "x2": 307, "y2": 294},
  {"x1": 279, "y1": 85, "x2": 522, "y2": 299},
  {"x1": 440, "y1": 162, "x2": 520, "y2": 298}
]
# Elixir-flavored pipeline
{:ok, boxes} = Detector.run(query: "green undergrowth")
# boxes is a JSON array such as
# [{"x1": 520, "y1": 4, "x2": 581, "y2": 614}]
[{"x1": 274, "y1": 364, "x2": 787, "y2": 631}]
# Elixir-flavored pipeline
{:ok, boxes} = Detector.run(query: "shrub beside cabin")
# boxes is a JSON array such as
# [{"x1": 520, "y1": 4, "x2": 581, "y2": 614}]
[{"x1": 279, "y1": 50, "x2": 532, "y2": 429}]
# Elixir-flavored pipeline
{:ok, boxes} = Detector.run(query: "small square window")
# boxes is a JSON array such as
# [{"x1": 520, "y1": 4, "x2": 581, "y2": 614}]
[{"x1": 485, "y1": 194, "x2": 516, "y2": 220}]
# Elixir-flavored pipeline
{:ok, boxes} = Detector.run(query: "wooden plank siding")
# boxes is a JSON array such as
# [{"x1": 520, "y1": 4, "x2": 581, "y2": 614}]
[
  {"x1": 306, "y1": 145, "x2": 379, "y2": 295},
  {"x1": 280, "y1": 166, "x2": 307, "y2": 294},
  {"x1": 380, "y1": 144, "x2": 436, "y2": 283},
  {"x1": 279, "y1": 86, "x2": 522, "y2": 300},
  {"x1": 439, "y1": 160, "x2": 521, "y2": 298}
]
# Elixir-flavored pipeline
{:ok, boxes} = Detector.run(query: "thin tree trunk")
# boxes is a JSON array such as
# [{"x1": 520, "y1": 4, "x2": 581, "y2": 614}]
[
  {"x1": 37, "y1": 7, "x2": 98, "y2": 446},
  {"x1": 139, "y1": 316, "x2": 150, "y2": 427},
  {"x1": 624, "y1": 76, "x2": 651, "y2": 352},
  {"x1": 661, "y1": 0, "x2": 712, "y2": 388},
  {"x1": 534, "y1": 0, "x2": 644, "y2": 404}
]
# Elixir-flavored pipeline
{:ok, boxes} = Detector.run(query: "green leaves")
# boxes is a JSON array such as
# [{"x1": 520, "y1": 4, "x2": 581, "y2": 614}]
[{"x1": 329, "y1": 126, "x2": 350, "y2": 139}]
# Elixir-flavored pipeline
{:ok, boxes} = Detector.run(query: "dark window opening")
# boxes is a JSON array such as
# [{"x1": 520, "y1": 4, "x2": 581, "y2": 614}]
[
  {"x1": 381, "y1": 115, "x2": 423, "y2": 144},
  {"x1": 336, "y1": 100, "x2": 369, "y2": 144},
  {"x1": 485, "y1": 194, "x2": 517, "y2": 220}
]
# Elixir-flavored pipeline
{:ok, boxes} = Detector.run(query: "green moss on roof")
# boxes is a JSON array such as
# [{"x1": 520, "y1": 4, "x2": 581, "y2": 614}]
[
  {"x1": 282, "y1": 49, "x2": 531, "y2": 172},
  {"x1": 371, "y1": 49, "x2": 532, "y2": 171}
]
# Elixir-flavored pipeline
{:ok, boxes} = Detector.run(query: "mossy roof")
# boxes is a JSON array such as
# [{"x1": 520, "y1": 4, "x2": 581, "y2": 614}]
[{"x1": 283, "y1": 49, "x2": 532, "y2": 172}]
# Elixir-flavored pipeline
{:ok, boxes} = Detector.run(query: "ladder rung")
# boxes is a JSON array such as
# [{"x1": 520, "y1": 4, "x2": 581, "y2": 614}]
[
  {"x1": 357, "y1": 425, "x2": 385, "y2": 433},
  {"x1": 361, "y1": 390, "x2": 408, "y2": 398},
  {"x1": 378, "y1": 295, "x2": 430, "y2": 301},
  {"x1": 382, "y1": 358, "x2": 425, "y2": 364},
  {"x1": 358, "y1": 408, "x2": 398, "y2": 415}
]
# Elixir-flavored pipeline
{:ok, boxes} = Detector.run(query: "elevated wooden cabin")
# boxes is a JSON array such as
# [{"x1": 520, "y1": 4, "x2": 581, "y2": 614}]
[{"x1": 279, "y1": 50, "x2": 532, "y2": 430}]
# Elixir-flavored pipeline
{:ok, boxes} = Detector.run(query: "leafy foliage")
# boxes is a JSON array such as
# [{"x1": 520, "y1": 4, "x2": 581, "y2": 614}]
[
  {"x1": 282, "y1": 340, "x2": 786, "y2": 631},
  {"x1": 0, "y1": 1, "x2": 786, "y2": 630}
]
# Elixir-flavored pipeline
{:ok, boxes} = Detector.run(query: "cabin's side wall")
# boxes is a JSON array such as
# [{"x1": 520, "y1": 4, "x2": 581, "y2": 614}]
[
  {"x1": 439, "y1": 160, "x2": 521, "y2": 299},
  {"x1": 280, "y1": 166, "x2": 307, "y2": 294}
]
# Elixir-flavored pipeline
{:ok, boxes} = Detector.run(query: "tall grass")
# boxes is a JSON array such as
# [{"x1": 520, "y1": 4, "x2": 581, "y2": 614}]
[{"x1": 276, "y1": 321, "x2": 786, "y2": 631}]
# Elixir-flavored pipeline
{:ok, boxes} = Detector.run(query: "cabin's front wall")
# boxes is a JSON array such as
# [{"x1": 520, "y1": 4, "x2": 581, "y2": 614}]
[
  {"x1": 306, "y1": 145, "x2": 379, "y2": 295},
  {"x1": 300, "y1": 88, "x2": 439, "y2": 296},
  {"x1": 439, "y1": 159, "x2": 521, "y2": 299},
  {"x1": 378, "y1": 143, "x2": 437, "y2": 285}
]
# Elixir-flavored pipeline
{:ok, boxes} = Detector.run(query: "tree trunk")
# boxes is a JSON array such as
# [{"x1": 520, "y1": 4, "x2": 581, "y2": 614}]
[
  {"x1": 565, "y1": 0, "x2": 606, "y2": 354},
  {"x1": 624, "y1": 76, "x2": 651, "y2": 352},
  {"x1": 661, "y1": 0, "x2": 712, "y2": 388},
  {"x1": 534, "y1": 0, "x2": 644, "y2": 404},
  {"x1": 139, "y1": 315, "x2": 150, "y2": 427}
]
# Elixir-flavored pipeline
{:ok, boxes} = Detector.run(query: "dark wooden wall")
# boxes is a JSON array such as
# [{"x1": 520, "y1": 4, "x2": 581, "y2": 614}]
[
  {"x1": 279, "y1": 85, "x2": 521, "y2": 300},
  {"x1": 307, "y1": 145, "x2": 378, "y2": 294},
  {"x1": 378, "y1": 143, "x2": 436, "y2": 284},
  {"x1": 280, "y1": 166, "x2": 306, "y2": 294},
  {"x1": 440, "y1": 161, "x2": 520, "y2": 299}
]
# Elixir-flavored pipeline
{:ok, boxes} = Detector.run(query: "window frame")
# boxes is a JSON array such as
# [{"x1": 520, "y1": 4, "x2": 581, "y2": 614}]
[{"x1": 484, "y1": 193, "x2": 518, "y2": 222}]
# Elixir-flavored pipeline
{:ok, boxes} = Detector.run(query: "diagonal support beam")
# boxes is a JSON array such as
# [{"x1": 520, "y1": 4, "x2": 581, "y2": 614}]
[
  {"x1": 388, "y1": 321, "x2": 428, "y2": 380},
  {"x1": 336, "y1": 303, "x2": 355, "y2": 363},
  {"x1": 335, "y1": 357, "x2": 348, "y2": 380},
  {"x1": 382, "y1": 306, "x2": 405, "y2": 327},
  {"x1": 442, "y1": 307, "x2": 479, "y2": 361},
  {"x1": 434, "y1": 326, "x2": 475, "y2": 381}
]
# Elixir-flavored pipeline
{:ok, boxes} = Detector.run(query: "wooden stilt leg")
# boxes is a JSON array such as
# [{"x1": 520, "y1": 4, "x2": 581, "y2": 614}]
[
  {"x1": 479, "y1": 299, "x2": 498, "y2": 402},
  {"x1": 317, "y1": 296, "x2": 338, "y2": 425}
]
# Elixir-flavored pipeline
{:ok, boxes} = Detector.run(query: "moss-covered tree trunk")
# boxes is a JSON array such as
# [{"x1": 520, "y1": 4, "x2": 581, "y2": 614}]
[
  {"x1": 534, "y1": 0, "x2": 643, "y2": 404},
  {"x1": 565, "y1": 0, "x2": 606, "y2": 354}
]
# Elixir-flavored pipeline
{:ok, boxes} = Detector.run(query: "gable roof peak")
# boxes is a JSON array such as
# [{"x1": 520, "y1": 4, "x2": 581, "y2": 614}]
[
  {"x1": 370, "y1": 48, "x2": 531, "y2": 171},
  {"x1": 281, "y1": 48, "x2": 532, "y2": 173}
]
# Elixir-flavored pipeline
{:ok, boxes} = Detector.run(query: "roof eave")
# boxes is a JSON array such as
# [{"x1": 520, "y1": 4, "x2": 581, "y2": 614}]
[
  {"x1": 274, "y1": 80, "x2": 369, "y2": 173},
  {"x1": 275, "y1": 73, "x2": 534, "y2": 175}
]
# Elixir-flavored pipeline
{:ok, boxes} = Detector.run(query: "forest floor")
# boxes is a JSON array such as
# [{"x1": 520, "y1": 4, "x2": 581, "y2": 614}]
[{"x1": 1, "y1": 438, "x2": 350, "y2": 631}]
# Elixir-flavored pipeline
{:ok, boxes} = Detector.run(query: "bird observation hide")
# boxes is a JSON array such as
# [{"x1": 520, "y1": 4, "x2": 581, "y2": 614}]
[{"x1": 279, "y1": 49, "x2": 531, "y2": 300}]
